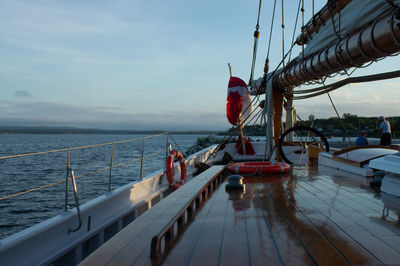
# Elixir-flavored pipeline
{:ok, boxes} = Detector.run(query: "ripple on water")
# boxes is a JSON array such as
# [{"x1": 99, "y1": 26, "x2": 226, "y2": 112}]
[{"x1": 0, "y1": 134, "x2": 203, "y2": 239}]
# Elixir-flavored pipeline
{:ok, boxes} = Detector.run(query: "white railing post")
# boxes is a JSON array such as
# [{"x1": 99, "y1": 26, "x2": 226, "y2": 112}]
[
  {"x1": 64, "y1": 148, "x2": 70, "y2": 211},
  {"x1": 140, "y1": 138, "x2": 145, "y2": 180},
  {"x1": 108, "y1": 143, "x2": 114, "y2": 192}
]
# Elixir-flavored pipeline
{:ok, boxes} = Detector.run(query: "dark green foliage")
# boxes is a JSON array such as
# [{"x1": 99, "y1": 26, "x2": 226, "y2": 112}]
[{"x1": 230, "y1": 114, "x2": 400, "y2": 138}]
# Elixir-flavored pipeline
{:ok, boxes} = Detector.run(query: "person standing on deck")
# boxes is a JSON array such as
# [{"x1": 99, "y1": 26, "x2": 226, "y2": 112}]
[{"x1": 378, "y1": 116, "x2": 391, "y2": 146}]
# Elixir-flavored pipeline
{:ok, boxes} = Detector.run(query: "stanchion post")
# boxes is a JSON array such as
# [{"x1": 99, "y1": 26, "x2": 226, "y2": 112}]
[
  {"x1": 165, "y1": 134, "x2": 170, "y2": 169},
  {"x1": 64, "y1": 148, "x2": 70, "y2": 211},
  {"x1": 140, "y1": 139, "x2": 145, "y2": 180},
  {"x1": 109, "y1": 143, "x2": 114, "y2": 192}
]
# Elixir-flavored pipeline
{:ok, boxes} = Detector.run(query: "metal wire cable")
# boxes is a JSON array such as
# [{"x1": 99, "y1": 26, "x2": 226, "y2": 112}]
[
  {"x1": 0, "y1": 132, "x2": 168, "y2": 160},
  {"x1": 301, "y1": 0, "x2": 305, "y2": 57},
  {"x1": 169, "y1": 134, "x2": 183, "y2": 153},
  {"x1": 321, "y1": 79, "x2": 353, "y2": 145},
  {"x1": 0, "y1": 146, "x2": 164, "y2": 201},
  {"x1": 249, "y1": 0, "x2": 263, "y2": 85},
  {"x1": 202, "y1": 42, "x2": 298, "y2": 165},
  {"x1": 281, "y1": 0, "x2": 286, "y2": 69},
  {"x1": 292, "y1": 69, "x2": 400, "y2": 98},
  {"x1": 266, "y1": 0, "x2": 278, "y2": 60},
  {"x1": 289, "y1": 0, "x2": 302, "y2": 62}
]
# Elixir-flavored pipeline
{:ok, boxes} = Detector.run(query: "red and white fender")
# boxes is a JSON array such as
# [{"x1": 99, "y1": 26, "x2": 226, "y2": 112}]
[{"x1": 226, "y1": 76, "x2": 252, "y2": 125}]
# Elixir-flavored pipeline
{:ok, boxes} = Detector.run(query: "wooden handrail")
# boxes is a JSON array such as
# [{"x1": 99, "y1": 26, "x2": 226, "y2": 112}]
[{"x1": 150, "y1": 168, "x2": 225, "y2": 261}]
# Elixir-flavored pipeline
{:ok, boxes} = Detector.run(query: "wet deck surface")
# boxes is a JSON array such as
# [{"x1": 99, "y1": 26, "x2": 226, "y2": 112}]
[
  {"x1": 163, "y1": 167, "x2": 400, "y2": 265},
  {"x1": 82, "y1": 166, "x2": 400, "y2": 265}
]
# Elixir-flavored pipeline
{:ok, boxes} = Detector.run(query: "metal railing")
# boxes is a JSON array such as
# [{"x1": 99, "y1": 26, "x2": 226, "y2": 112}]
[{"x1": 0, "y1": 133, "x2": 171, "y2": 213}]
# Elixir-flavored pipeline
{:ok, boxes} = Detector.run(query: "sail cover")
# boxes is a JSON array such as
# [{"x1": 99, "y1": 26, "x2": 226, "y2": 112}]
[
  {"x1": 303, "y1": 0, "x2": 400, "y2": 57},
  {"x1": 226, "y1": 77, "x2": 252, "y2": 125}
]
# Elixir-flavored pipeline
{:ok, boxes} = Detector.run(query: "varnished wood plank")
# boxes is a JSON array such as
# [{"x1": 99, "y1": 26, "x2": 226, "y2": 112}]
[
  {"x1": 315, "y1": 177, "x2": 400, "y2": 224},
  {"x1": 264, "y1": 183, "x2": 350, "y2": 265},
  {"x1": 80, "y1": 165, "x2": 400, "y2": 266},
  {"x1": 272, "y1": 181, "x2": 382, "y2": 265},
  {"x1": 217, "y1": 192, "x2": 253, "y2": 266},
  {"x1": 163, "y1": 183, "x2": 227, "y2": 266},
  {"x1": 295, "y1": 180, "x2": 400, "y2": 264},
  {"x1": 301, "y1": 179, "x2": 400, "y2": 238},
  {"x1": 297, "y1": 182, "x2": 398, "y2": 241},
  {"x1": 251, "y1": 183, "x2": 316, "y2": 265},
  {"x1": 239, "y1": 185, "x2": 284, "y2": 266}
]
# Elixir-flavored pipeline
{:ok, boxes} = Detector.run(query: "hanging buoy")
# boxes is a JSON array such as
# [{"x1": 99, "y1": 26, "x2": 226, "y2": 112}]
[
  {"x1": 165, "y1": 150, "x2": 187, "y2": 190},
  {"x1": 228, "y1": 161, "x2": 290, "y2": 175}
]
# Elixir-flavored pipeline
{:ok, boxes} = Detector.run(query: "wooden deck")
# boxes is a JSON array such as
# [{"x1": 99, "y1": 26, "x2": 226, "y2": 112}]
[{"x1": 80, "y1": 165, "x2": 400, "y2": 265}]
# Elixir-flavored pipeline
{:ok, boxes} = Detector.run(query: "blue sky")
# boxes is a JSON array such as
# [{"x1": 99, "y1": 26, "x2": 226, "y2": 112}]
[{"x1": 1, "y1": 0, "x2": 399, "y2": 131}]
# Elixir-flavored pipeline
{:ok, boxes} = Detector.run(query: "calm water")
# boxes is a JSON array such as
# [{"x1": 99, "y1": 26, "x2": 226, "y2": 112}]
[{"x1": 0, "y1": 134, "x2": 203, "y2": 240}]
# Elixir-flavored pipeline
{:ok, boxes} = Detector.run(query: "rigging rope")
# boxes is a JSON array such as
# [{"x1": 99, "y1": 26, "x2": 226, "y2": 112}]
[
  {"x1": 249, "y1": 0, "x2": 263, "y2": 86},
  {"x1": 202, "y1": 41, "x2": 298, "y2": 166},
  {"x1": 301, "y1": 0, "x2": 305, "y2": 57},
  {"x1": 312, "y1": 0, "x2": 315, "y2": 16},
  {"x1": 386, "y1": 0, "x2": 400, "y2": 9},
  {"x1": 201, "y1": 0, "x2": 298, "y2": 165},
  {"x1": 321, "y1": 79, "x2": 353, "y2": 146},
  {"x1": 281, "y1": 0, "x2": 286, "y2": 69},
  {"x1": 288, "y1": 0, "x2": 302, "y2": 62},
  {"x1": 169, "y1": 134, "x2": 183, "y2": 154},
  {"x1": 327, "y1": 0, "x2": 351, "y2": 76},
  {"x1": 292, "y1": 70, "x2": 400, "y2": 99},
  {"x1": 266, "y1": 0, "x2": 278, "y2": 60}
]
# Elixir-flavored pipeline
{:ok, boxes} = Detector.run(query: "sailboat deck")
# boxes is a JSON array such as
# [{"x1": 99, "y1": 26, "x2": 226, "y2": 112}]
[{"x1": 81, "y1": 166, "x2": 400, "y2": 265}]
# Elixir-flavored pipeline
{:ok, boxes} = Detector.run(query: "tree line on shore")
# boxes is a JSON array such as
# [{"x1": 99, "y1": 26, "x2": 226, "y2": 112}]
[{"x1": 229, "y1": 113, "x2": 400, "y2": 138}]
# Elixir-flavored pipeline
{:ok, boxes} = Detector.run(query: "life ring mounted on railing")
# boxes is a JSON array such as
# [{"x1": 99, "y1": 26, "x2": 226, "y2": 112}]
[{"x1": 166, "y1": 150, "x2": 187, "y2": 190}]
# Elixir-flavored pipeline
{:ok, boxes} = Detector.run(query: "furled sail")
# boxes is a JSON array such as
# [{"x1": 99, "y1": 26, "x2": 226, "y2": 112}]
[
  {"x1": 251, "y1": 0, "x2": 400, "y2": 93},
  {"x1": 300, "y1": 0, "x2": 400, "y2": 57}
]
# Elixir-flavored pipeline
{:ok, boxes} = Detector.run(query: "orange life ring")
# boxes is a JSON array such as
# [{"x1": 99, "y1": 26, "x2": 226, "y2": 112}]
[
  {"x1": 166, "y1": 150, "x2": 187, "y2": 190},
  {"x1": 228, "y1": 161, "x2": 290, "y2": 175}
]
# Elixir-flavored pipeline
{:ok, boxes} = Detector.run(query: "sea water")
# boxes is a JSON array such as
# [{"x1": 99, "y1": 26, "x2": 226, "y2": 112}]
[{"x1": 0, "y1": 134, "x2": 203, "y2": 239}]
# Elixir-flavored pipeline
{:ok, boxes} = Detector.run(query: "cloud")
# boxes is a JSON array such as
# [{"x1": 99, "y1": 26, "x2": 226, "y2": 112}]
[
  {"x1": 0, "y1": 101, "x2": 229, "y2": 131},
  {"x1": 13, "y1": 90, "x2": 32, "y2": 98}
]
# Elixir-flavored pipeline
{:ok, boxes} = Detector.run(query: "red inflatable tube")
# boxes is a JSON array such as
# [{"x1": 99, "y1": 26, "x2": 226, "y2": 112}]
[{"x1": 228, "y1": 161, "x2": 290, "y2": 175}]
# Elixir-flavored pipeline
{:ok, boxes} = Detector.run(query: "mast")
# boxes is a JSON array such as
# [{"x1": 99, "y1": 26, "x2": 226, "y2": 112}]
[{"x1": 253, "y1": 0, "x2": 400, "y2": 160}]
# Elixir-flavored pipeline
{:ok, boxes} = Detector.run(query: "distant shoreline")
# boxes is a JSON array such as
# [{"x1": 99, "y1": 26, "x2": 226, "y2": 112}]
[{"x1": 0, "y1": 126, "x2": 222, "y2": 135}]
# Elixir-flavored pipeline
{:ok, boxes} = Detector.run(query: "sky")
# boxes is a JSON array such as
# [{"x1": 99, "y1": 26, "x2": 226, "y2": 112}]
[{"x1": 1, "y1": 0, "x2": 399, "y2": 131}]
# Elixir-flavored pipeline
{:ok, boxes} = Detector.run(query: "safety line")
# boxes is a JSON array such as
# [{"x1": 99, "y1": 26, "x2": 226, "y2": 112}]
[
  {"x1": 0, "y1": 132, "x2": 168, "y2": 160},
  {"x1": 0, "y1": 151, "x2": 163, "y2": 201}
]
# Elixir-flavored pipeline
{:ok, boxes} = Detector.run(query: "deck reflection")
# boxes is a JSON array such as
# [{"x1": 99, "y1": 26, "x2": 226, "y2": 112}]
[{"x1": 164, "y1": 166, "x2": 400, "y2": 265}]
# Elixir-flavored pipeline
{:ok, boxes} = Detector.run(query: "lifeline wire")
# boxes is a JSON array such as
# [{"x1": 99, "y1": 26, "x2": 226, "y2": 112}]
[
  {"x1": 0, "y1": 132, "x2": 168, "y2": 160},
  {"x1": 0, "y1": 150, "x2": 164, "y2": 201}
]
